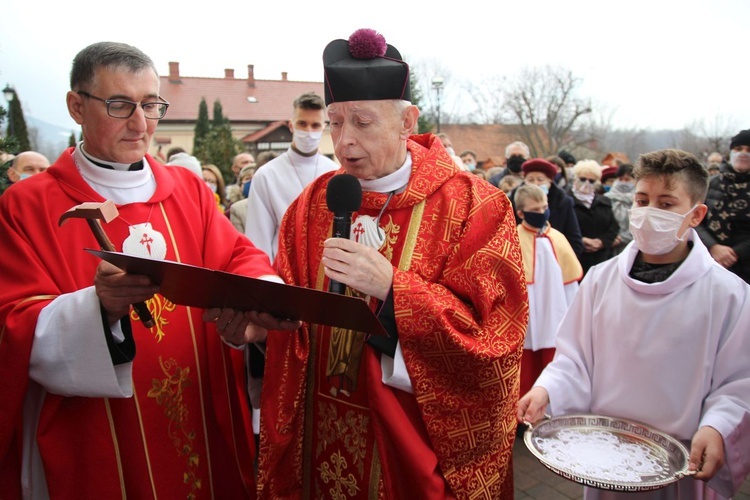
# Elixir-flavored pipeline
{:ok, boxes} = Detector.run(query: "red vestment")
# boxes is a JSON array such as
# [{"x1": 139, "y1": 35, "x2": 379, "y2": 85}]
[
  {"x1": 259, "y1": 134, "x2": 528, "y2": 499},
  {"x1": 0, "y1": 149, "x2": 273, "y2": 498}
]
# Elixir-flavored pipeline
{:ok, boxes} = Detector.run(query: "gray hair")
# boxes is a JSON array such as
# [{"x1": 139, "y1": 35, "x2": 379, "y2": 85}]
[
  {"x1": 70, "y1": 41, "x2": 158, "y2": 91},
  {"x1": 505, "y1": 141, "x2": 530, "y2": 159}
]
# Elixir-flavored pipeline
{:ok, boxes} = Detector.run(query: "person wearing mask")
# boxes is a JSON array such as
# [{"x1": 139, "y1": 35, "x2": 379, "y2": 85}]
[
  {"x1": 605, "y1": 163, "x2": 636, "y2": 255},
  {"x1": 519, "y1": 149, "x2": 750, "y2": 500},
  {"x1": 460, "y1": 149, "x2": 478, "y2": 171},
  {"x1": 257, "y1": 28, "x2": 528, "y2": 498},
  {"x1": 244, "y1": 92, "x2": 338, "y2": 262},
  {"x1": 5, "y1": 151, "x2": 50, "y2": 184},
  {"x1": 570, "y1": 160, "x2": 619, "y2": 274},
  {"x1": 697, "y1": 129, "x2": 750, "y2": 283},
  {"x1": 0, "y1": 41, "x2": 298, "y2": 498},
  {"x1": 514, "y1": 183, "x2": 581, "y2": 400},
  {"x1": 489, "y1": 141, "x2": 529, "y2": 187},
  {"x1": 201, "y1": 163, "x2": 228, "y2": 211},
  {"x1": 509, "y1": 158, "x2": 583, "y2": 257},
  {"x1": 599, "y1": 165, "x2": 618, "y2": 193},
  {"x1": 225, "y1": 152, "x2": 255, "y2": 204}
]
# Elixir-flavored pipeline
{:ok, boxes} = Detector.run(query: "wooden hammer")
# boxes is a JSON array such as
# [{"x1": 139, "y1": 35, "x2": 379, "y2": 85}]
[{"x1": 59, "y1": 200, "x2": 155, "y2": 328}]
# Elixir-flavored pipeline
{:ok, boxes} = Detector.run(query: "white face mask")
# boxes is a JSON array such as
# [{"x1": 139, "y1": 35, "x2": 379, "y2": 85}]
[
  {"x1": 574, "y1": 178, "x2": 597, "y2": 195},
  {"x1": 629, "y1": 205, "x2": 697, "y2": 255},
  {"x1": 205, "y1": 181, "x2": 217, "y2": 193},
  {"x1": 293, "y1": 129, "x2": 323, "y2": 154},
  {"x1": 730, "y1": 150, "x2": 750, "y2": 172}
]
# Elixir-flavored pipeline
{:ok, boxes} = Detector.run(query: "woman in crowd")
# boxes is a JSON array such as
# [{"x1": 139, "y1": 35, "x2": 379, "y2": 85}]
[
  {"x1": 697, "y1": 129, "x2": 750, "y2": 283},
  {"x1": 202, "y1": 163, "x2": 228, "y2": 211},
  {"x1": 570, "y1": 160, "x2": 619, "y2": 274}
]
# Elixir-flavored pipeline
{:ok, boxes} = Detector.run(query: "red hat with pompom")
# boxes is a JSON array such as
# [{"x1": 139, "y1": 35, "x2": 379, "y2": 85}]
[{"x1": 323, "y1": 29, "x2": 411, "y2": 105}]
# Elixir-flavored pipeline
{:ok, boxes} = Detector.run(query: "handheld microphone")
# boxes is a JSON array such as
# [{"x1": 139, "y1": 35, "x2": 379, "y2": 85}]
[{"x1": 326, "y1": 174, "x2": 363, "y2": 294}]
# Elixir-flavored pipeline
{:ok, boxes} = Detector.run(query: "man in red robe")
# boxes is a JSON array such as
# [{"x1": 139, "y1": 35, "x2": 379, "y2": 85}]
[
  {"x1": 256, "y1": 29, "x2": 528, "y2": 499},
  {"x1": 0, "y1": 41, "x2": 297, "y2": 498}
]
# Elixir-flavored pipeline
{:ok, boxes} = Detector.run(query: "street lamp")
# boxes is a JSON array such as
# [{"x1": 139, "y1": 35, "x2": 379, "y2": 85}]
[
  {"x1": 3, "y1": 84, "x2": 15, "y2": 138},
  {"x1": 431, "y1": 76, "x2": 444, "y2": 133}
]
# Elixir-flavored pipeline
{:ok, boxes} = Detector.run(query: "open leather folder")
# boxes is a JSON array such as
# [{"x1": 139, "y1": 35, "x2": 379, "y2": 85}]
[{"x1": 87, "y1": 249, "x2": 388, "y2": 337}]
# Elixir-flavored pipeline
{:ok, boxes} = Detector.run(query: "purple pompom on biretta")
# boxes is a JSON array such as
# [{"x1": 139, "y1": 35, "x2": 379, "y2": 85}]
[{"x1": 348, "y1": 29, "x2": 387, "y2": 59}]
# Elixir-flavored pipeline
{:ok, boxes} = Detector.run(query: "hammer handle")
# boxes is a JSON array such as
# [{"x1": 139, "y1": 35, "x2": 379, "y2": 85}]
[{"x1": 88, "y1": 220, "x2": 156, "y2": 329}]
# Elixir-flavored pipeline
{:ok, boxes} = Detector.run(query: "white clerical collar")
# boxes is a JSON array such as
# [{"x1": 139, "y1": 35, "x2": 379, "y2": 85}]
[
  {"x1": 359, "y1": 152, "x2": 412, "y2": 194},
  {"x1": 73, "y1": 144, "x2": 156, "y2": 204},
  {"x1": 80, "y1": 143, "x2": 139, "y2": 171}
]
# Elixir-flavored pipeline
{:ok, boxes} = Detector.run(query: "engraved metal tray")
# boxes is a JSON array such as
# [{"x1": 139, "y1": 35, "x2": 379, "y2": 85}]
[{"x1": 524, "y1": 414, "x2": 691, "y2": 492}]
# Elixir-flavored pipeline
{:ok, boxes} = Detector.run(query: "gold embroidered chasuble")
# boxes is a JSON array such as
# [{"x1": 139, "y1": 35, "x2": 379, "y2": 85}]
[{"x1": 259, "y1": 134, "x2": 529, "y2": 499}]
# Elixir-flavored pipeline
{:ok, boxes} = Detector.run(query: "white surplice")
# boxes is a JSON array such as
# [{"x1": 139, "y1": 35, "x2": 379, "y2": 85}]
[
  {"x1": 244, "y1": 148, "x2": 338, "y2": 261},
  {"x1": 525, "y1": 237, "x2": 579, "y2": 350},
  {"x1": 535, "y1": 230, "x2": 750, "y2": 499}
]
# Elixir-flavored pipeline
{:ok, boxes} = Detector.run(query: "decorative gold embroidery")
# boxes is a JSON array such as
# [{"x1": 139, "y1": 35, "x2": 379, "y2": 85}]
[
  {"x1": 318, "y1": 450, "x2": 360, "y2": 499},
  {"x1": 326, "y1": 326, "x2": 366, "y2": 397},
  {"x1": 147, "y1": 356, "x2": 201, "y2": 498},
  {"x1": 316, "y1": 401, "x2": 369, "y2": 479},
  {"x1": 380, "y1": 217, "x2": 400, "y2": 262},
  {"x1": 130, "y1": 294, "x2": 176, "y2": 342}
]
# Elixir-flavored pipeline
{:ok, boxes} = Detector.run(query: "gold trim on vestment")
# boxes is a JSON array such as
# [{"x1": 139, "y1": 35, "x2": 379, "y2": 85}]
[
  {"x1": 299, "y1": 199, "x2": 426, "y2": 498},
  {"x1": 0, "y1": 294, "x2": 56, "y2": 346},
  {"x1": 132, "y1": 383, "x2": 159, "y2": 498},
  {"x1": 399, "y1": 200, "x2": 425, "y2": 272},
  {"x1": 158, "y1": 202, "x2": 215, "y2": 497},
  {"x1": 103, "y1": 398, "x2": 128, "y2": 498}
]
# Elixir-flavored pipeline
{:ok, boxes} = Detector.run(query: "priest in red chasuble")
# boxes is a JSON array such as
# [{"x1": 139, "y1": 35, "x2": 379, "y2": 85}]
[
  {"x1": 257, "y1": 29, "x2": 529, "y2": 499},
  {"x1": 0, "y1": 42, "x2": 298, "y2": 498}
]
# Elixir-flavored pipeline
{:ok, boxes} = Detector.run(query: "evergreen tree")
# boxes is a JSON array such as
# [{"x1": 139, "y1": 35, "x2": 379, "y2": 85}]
[
  {"x1": 212, "y1": 99, "x2": 225, "y2": 127},
  {"x1": 1, "y1": 106, "x2": 19, "y2": 195},
  {"x1": 69, "y1": 131, "x2": 76, "y2": 148},
  {"x1": 205, "y1": 100, "x2": 237, "y2": 182},
  {"x1": 193, "y1": 98, "x2": 210, "y2": 162},
  {"x1": 5, "y1": 90, "x2": 31, "y2": 152}
]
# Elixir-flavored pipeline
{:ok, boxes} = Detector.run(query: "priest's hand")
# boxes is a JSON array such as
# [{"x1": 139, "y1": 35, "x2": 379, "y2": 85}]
[
  {"x1": 322, "y1": 237, "x2": 393, "y2": 301},
  {"x1": 517, "y1": 386, "x2": 550, "y2": 425},
  {"x1": 94, "y1": 261, "x2": 159, "y2": 326},
  {"x1": 688, "y1": 426, "x2": 725, "y2": 481},
  {"x1": 203, "y1": 308, "x2": 302, "y2": 346}
]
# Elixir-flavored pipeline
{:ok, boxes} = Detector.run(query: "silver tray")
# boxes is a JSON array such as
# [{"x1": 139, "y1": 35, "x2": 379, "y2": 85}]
[{"x1": 524, "y1": 414, "x2": 692, "y2": 492}]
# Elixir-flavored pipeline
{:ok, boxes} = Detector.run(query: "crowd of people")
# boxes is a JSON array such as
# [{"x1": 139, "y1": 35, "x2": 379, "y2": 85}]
[{"x1": 0, "y1": 30, "x2": 748, "y2": 500}]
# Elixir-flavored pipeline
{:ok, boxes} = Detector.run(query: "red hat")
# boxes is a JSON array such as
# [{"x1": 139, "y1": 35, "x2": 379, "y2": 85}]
[
  {"x1": 522, "y1": 158, "x2": 558, "y2": 180},
  {"x1": 601, "y1": 166, "x2": 618, "y2": 183}
]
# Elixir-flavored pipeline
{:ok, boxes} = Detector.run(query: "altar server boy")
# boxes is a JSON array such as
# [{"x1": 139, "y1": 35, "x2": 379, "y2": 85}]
[
  {"x1": 518, "y1": 149, "x2": 750, "y2": 499},
  {"x1": 514, "y1": 183, "x2": 582, "y2": 397}
]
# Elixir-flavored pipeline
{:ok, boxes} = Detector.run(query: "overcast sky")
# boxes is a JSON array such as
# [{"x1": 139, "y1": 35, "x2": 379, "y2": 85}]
[{"x1": 1, "y1": 0, "x2": 747, "y2": 135}]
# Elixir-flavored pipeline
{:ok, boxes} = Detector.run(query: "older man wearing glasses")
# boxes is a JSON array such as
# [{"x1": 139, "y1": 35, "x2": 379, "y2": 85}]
[{"x1": 0, "y1": 41, "x2": 297, "y2": 498}]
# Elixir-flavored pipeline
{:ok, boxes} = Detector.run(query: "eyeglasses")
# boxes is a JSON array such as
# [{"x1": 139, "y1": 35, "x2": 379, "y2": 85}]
[
  {"x1": 577, "y1": 177, "x2": 597, "y2": 184},
  {"x1": 77, "y1": 91, "x2": 169, "y2": 119}
]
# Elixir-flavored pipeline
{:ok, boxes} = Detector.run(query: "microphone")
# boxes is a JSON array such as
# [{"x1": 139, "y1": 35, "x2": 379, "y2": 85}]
[{"x1": 326, "y1": 173, "x2": 363, "y2": 294}]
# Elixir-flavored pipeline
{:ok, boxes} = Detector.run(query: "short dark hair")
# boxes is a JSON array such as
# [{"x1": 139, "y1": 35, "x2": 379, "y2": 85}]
[
  {"x1": 293, "y1": 92, "x2": 325, "y2": 111},
  {"x1": 70, "y1": 42, "x2": 158, "y2": 91},
  {"x1": 459, "y1": 150, "x2": 477, "y2": 160},
  {"x1": 616, "y1": 163, "x2": 634, "y2": 178},
  {"x1": 634, "y1": 149, "x2": 708, "y2": 204}
]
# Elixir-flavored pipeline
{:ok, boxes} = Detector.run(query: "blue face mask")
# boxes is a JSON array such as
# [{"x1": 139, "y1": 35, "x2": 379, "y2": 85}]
[
  {"x1": 538, "y1": 184, "x2": 550, "y2": 195},
  {"x1": 19, "y1": 173, "x2": 32, "y2": 181},
  {"x1": 603, "y1": 185, "x2": 611, "y2": 192},
  {"x1": 242, "y1": 180, "x2": 252, "y2": 198},
  {"x1": 523, "y1": 208, "x2": 550, "y2": 229}
]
